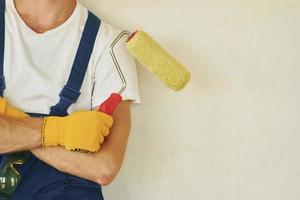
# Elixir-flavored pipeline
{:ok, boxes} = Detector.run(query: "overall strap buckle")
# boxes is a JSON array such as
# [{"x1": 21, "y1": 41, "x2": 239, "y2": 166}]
[
  {"x1": 59, "y1": 85, "x2": 81, "y2": 104},
  {"x1": 50, "y1": 85, "x2": 81, "y2": 116}
]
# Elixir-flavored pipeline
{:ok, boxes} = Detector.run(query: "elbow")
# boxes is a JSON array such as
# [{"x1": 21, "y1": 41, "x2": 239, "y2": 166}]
[
  {"x1": 96, "y1": 174, "x2": 115, "y2": 186},
  {"x1": 93, "y1": 159, "x2": 121, "y2": 186}
]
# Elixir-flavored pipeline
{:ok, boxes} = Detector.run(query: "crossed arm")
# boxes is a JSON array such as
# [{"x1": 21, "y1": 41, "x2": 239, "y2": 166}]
[{"x1": 0, "y1": 100, "x2": 132, "y2": 186}]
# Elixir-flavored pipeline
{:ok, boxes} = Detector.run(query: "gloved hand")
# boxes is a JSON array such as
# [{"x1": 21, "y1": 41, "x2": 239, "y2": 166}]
[
  {"x1": 42, "y1": 110, "x2": 113, "y2": 153},
  {"x1": 0, "y1": 97, "x2": 29, "y2": 118}
]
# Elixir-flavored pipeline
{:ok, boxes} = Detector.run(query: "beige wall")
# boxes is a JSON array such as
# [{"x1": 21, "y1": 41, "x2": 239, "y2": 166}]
[{"x1": 80, "y1": 0, "x2": 300, "y2": 199}]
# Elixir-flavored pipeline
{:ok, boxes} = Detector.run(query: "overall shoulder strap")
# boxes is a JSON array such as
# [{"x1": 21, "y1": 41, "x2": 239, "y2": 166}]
[
  {"x1": 50, "y1": 11, "x2": 101, "y2": 116},
  {"x1": 0, "y1": 0, "x2": 5, "y2": 97}
]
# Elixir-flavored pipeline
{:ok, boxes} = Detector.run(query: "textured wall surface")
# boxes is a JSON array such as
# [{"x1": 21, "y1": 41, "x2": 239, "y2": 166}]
[{"x1": 80, "y1": 0, "x2": 300, "y2": 199}]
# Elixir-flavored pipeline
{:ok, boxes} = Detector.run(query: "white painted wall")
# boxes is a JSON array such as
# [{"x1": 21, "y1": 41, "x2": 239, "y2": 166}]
[{"x1": 80, "y1": 0, "x2": 300, "y2": 199}]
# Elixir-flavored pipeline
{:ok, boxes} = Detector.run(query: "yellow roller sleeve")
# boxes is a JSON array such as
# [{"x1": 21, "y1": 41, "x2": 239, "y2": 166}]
[
  {"x1": 42, "y1": 111, "x2": 113, "y2": 153},
  {"x1": 0, "y1": 97, "x2": 29, "y2": 118},
  {"x1": 126, "y1": 31, "x2": 191, "y2": 91}
]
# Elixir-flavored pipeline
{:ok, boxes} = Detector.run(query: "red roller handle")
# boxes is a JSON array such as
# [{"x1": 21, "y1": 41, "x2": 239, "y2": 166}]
[{"x1": 98, "y1": 93, "x2": 122, "y2": 115}]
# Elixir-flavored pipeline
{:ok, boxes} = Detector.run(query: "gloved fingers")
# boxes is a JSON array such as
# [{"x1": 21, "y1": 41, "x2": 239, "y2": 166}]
[
  {"x1": 99, "y1": 134, "x2": 105, "y2": 144},
  {"x1": 101, "y1": 125, "x2": 110, "y2": 137},
  {"x1": 67, "y1": 142, "x2": 100, "y2": 153},
  {"x1": 6, "y1": 107, "x2": 29, "y2": 118},
  {"x1": 0, "y1": 97, "x2": 7, "y2": 114},
  {"x1": 97, "y1": 112, "x2": 114, "y2": 128},
  {"x1": 82, "y1": 141, "x2": 100, "y2": 153},
  {"x1": 0, "y1": 97, "x2": 29, "y2": 118}
]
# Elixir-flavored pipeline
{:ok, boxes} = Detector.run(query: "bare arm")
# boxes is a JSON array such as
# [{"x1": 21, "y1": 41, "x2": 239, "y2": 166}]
[
  {"x1": 31, "y1": 100, "x2": 132, "y2": 186},
  {"x1": 0, "y1": 115, "x2": 42, "y2": 153}
]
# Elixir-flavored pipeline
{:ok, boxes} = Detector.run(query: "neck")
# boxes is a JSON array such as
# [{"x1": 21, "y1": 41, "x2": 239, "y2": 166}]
[{"x1": 13, "y1": 0, "x2": 77, "y2": 33}]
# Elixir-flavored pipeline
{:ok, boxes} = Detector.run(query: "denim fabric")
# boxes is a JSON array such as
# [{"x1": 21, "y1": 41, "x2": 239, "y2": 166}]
[{"x1": 8, "y1": 152, "x2": 103, "y2": 200}]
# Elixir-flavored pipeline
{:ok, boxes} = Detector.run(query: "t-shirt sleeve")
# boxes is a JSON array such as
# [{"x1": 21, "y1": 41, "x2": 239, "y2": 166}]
[{"x1": 91, "y1": 28, "x2": 141, "y2": 109}]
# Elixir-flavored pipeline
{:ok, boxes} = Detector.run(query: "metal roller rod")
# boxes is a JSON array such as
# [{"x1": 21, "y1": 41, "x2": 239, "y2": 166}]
[{"x1": 109, "y1": 30, "x2": 133, "y2": 95}]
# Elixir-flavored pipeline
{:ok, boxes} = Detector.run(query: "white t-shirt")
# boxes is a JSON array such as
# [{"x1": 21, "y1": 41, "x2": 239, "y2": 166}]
[{"x1": 3, "y1": 0, "x2": 141, "y2": 115}]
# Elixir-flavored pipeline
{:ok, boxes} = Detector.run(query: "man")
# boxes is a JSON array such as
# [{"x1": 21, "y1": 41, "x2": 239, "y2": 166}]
[{"x1": 0, "y1": 0, "x2": 140, "y2": 199}]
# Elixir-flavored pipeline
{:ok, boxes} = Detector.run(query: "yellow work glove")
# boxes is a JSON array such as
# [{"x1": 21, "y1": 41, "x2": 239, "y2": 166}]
[
  {"x1": 42, "y1": 110, "x2": 113, "y2": 153},
  {"x1": 0, "y1": 97, "x2": 29, "y2": 118}
]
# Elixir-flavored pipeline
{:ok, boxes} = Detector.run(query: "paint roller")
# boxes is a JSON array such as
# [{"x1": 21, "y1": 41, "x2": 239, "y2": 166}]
[{"x1": 99, "y1": 30, "x2": 191, "y2": 114}]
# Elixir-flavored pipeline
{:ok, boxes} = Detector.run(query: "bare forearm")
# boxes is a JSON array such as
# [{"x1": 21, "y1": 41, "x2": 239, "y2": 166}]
[
  {"x1": 31, "y1": 146, "x2": 104, "y2": 183},
  {"x1": 0, "y1": 115, "x2": 42, "y2": 153},
  {"x1": 31, "y1": 101, "x2": 132, "y2": 185},
  {"x1": 31, "y1": 123, "x2": 130, "y2": 186}
]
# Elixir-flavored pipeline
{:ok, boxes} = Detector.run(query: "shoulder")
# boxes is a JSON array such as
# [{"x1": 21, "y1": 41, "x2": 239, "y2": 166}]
[
  {"x1": 78, "y1": 2, "x2": 121, "y2": 56},
  {"x1": 80, "y1": 6, "x2": 129, "y2": 68},
  {"x1": 93, "y1": 21, "x2": 122, "y2": 58}
]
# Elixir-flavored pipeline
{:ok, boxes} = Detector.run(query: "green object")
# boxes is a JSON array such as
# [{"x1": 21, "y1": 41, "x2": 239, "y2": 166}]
[{"x1": 0, "y1": 153, "x2": 27, "y2": 199}]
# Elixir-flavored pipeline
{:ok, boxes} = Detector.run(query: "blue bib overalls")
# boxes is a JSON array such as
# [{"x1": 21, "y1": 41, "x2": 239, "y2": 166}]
[{"x1": 0, "y1": 0, "x2": 104, "y2": 199}]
